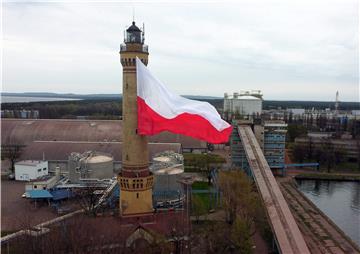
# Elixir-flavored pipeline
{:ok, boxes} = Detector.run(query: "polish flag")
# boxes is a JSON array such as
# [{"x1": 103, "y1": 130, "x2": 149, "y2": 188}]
[{"x1": 136, "y1": 58, "x2": 232, "y2": 144}]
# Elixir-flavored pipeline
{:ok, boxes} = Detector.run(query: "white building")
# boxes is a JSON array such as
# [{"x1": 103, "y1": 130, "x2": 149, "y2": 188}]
[
  {"x1": 224, "y1": 91, "x2": 262, "y2": 117},
  {"x1": 15, "y1": 160, "x2": 49, "y2": 181}
]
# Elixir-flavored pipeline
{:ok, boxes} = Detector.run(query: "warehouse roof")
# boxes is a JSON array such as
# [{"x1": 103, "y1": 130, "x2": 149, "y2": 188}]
[
  {"x1": 20, "y1": 141, "x2": 182, "y2": 161},
  {"x1": 1, "y1": 119, "x2": 206, "y2": 148}
]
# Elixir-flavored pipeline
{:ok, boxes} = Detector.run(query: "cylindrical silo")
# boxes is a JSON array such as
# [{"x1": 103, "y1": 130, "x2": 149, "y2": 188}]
[
  {"x1": 84, "y1": 154, "x2": 114, "y2": 180},
  {"x1": 150, "y1": 151, "x2": 184, "y2": 208}
]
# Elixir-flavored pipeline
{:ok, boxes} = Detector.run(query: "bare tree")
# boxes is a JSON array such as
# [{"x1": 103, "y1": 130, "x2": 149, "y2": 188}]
[
  {"x1": 320, "y1": 138, "x2": 335, "y2": 173},
  {"x1": 73, "y1": 186, "x2": 100, "y2": 216},
  {"x1": 1, "y1": 138, "x2": 25, "y2": 173},
  {"x1": 219, "y1": 170, "x2": 258, "y2": 232}
]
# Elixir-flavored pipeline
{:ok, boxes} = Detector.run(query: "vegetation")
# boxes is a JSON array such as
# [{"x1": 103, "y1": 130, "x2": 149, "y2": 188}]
[
  {"x1": 192, "y1": 181, "x2": 210, "y2": 190},
  {"x1": 287, "y1": 124, "x2": 307, "y2": 142},
  {"x1": 191, "y1": 181, "x2": 212, "y2": 214},
  {"x1": 184, "y1": 153, "x2": 226, "y2": 184},
  {"x1": 193, "y1": 99, "x2": 360, "y2": 111},
  {"x1": 2, "y1": 99, "x2": 122, "y2": 119},
  {"x1": 290, "y1": 137, "x2": 360, "y2": 172},
  {"x1": 262, "y1": 100, "x2": 360, "y2": 111},
  {"x1": 190, "y1": 170, "x2": 272, "y2": 254},
  {"x1": 1, "y1": 138, "x2": 25, "y2": 173},
  {"x1": 74, "y1": 186, "x2": 101, "y2": 216},
  {"x1": 192, "y1": 195, "x2": 208, "y2": 223},
  {"x1": 219, "y1": 171, "x2": 258, "y2": 226},
  {"x1": 1, "y1": 230, "x2": 16, "y2": 237},
  {"x1": 4, "y1": 96, "x2": 360, "y2": 120}
]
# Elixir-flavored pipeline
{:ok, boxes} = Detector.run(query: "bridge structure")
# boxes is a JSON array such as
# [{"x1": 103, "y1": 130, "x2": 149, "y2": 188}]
[{"x1": 237, "y1": 125, "x2": 310, "y2": 254}]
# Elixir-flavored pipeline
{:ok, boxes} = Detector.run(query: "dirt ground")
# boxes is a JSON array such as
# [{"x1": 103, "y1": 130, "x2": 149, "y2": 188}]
[{"x1": 1, "y1": 179, "x2": 58, "y2": 232}]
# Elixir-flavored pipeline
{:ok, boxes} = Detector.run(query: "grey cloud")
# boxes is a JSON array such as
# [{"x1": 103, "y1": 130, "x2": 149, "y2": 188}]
[{"x1": 3, "y1": 0, "x2": 359, "y2": 101}]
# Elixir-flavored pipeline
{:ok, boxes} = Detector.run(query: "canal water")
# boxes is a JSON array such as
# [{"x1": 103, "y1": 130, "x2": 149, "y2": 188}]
[{"x1": 296, "y1": 179, "x2": 360, "y2": 246}]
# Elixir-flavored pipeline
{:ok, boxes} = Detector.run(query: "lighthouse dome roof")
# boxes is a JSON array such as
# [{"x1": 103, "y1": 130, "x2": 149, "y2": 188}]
[{"x1": 126, "y1": 21, "x2": 141, "y2": 32}]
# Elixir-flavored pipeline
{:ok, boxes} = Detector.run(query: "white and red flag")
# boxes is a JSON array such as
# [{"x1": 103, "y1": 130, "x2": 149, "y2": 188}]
[{"x1": 136, "y1": 58, "x2": 232, "y2": 144}]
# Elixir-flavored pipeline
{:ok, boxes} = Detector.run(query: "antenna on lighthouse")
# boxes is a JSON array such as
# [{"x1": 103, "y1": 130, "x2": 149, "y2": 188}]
[
  {"x1": 132, "y1": 5, "x2": 135, "y2": 22},
  {"x1": 142, "y1": 23, "x2": 145, "y2": 42}
]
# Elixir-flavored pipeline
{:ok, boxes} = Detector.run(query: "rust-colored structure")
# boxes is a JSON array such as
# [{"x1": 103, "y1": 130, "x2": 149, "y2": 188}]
[{"x1": 117, "y1": 22, "x2": 154, "y2": 216}]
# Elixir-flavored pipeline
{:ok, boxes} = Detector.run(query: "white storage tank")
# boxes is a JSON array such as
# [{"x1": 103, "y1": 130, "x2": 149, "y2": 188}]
[
  {"x1": 150, "y1": 151, "x2": 184, "y2": 207},
  {"x1": 223, "y1": 91, "x2": 263, "y2": 118},
  {"x1": 234, "y1": 95, "x2": 262, "y2": 116},
  {"x1": 68, "y1": 151, "x2": 114, "y2": 182},
  {"x1": 85, "y1": 154, "x2": 114, "y2": 180}
]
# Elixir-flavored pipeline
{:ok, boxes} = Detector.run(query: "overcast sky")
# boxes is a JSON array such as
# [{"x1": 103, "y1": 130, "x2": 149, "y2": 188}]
[{"x1": 2, "y1": 0, "x2": 359, "y2": 101}]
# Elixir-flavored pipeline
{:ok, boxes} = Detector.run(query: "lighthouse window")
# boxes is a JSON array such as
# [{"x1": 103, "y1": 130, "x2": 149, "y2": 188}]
[{"x1": 136, "y1": 193, "x2": 139, "y2": 198}]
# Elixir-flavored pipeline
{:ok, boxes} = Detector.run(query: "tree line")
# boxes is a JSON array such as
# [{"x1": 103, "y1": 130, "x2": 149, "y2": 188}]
[
  {"x1": 291, "y1": 138, "x2": 360, "y2": 171},
  {"x1": 2, "y1": 99, "x2": 122, "y2": 119}
]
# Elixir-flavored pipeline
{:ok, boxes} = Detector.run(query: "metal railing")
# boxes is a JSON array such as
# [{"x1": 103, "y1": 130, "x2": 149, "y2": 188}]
[{"x1": 120, "y1": 44, "x2": 148, "y2": 53}]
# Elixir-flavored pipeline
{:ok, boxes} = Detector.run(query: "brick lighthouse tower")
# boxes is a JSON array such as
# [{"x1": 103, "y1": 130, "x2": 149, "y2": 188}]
[{"x1": 118, "y1": 21, "x2": 154, "y2": 217}]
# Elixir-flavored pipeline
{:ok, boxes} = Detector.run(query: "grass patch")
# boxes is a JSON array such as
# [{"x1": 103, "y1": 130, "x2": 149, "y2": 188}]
[
  {"x1": 193, "y1": 193, "x2": 211, "y2": 208},
  {"x1": 192, "y1": 181, "x2": 210, "y2": 190},
  {"x1": 183, "y1": 153, "x2": 226, "y2": 173},
  {"x1": 191, "y1": 193, "x2": 213, "y2": 216},
  {"x1": 331, "y1": 161, "x2": 359, "y2": 172}
]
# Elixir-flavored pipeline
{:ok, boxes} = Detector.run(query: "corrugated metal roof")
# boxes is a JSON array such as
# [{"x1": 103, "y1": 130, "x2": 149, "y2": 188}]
[
  {"x1": 26, "y1": 190, "x2": 53, "y2": 199},
  {"x1": 1, "y1": 119, "x2": 206, "y2": 148}
]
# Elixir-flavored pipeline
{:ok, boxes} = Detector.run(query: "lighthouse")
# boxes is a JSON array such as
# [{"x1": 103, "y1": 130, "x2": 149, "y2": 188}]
[{"x1": 118, "y1": 21, "x2": 154, "y2": 216}]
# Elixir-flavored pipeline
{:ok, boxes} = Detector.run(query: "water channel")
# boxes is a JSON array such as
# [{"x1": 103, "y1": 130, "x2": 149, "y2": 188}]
[{"x1": 296, "y1": 179, "x2": 360, "y2": 246}]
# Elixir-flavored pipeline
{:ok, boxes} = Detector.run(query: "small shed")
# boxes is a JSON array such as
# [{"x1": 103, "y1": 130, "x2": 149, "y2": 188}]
[{"x1": 15, "y1": 160, "x2": 48, "y2": 181}]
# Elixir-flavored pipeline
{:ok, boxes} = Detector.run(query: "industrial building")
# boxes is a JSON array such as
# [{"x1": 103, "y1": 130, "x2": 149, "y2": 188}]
[
  {"x1": 262, "y1": 121, "x2": 287, "y2": 170},
  {"x1": 231, "y1": 120, "x2": 287, "y2": 175},
  {"x1": 223, "y1": 90, "x2": 262, "y2": 119},
  {"x1": 25, "y1": 167, "x2": 61, "y2": 191},
  {"x1": 15, "y1": 160, "x2": 48, "y2": 181},
  {"x1": 10, "y1": 141, "x2": 181, "y2": 174},
  {"x1": 68, "y1": 151, "x2": 114, "y2": 183}
]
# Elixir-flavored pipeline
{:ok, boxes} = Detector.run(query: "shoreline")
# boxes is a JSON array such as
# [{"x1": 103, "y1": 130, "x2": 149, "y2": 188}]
[
  {"x1": 280, "y1": 179, "x2": 360, "y2": 253},
  {"x1": 294, "y1": 172, "x2": 360, "y2": 182}
]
